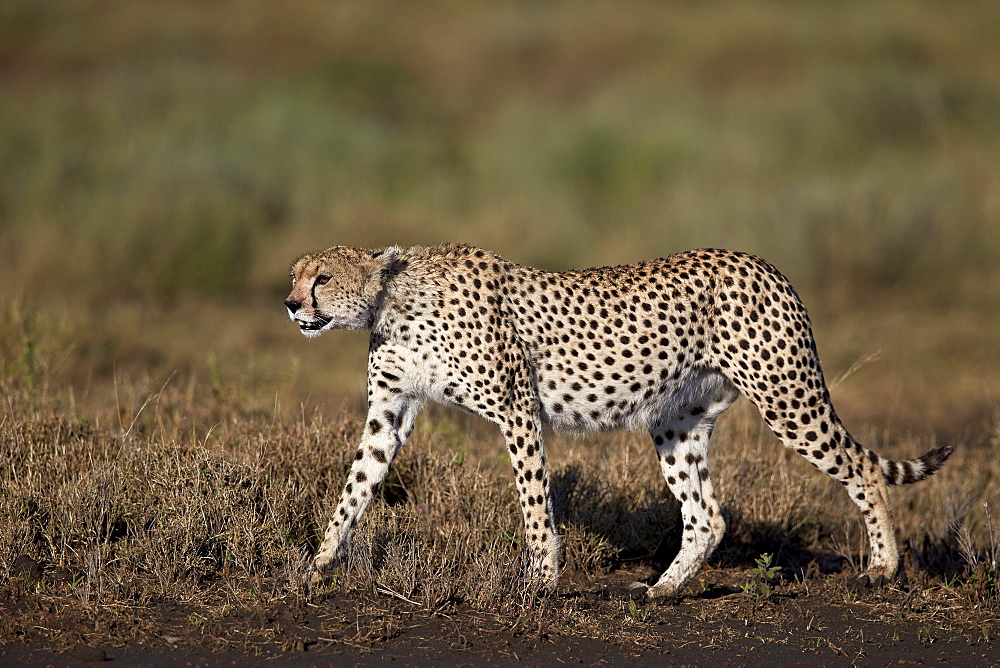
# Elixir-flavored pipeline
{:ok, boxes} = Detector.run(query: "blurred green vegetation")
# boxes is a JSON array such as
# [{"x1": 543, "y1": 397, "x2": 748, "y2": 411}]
[
  {"x1": 0, "y1": 1, "x2": 997, "y2": 433},
  {"x1": 2, "y1": 1, "x2": 999, "y2": 297}
]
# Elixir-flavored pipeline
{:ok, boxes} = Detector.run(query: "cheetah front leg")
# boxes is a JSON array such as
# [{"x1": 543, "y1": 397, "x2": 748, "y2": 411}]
[
  {"x1": 500, "y1": 410, "x2": 563, "y2": 590},
  {"x1": 309, "y1": 394, "x2": 422, "y2": 586}
]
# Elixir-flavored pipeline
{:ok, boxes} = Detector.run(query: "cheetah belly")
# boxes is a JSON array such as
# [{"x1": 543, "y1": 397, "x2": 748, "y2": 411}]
[{"x1": 535, "y1": 363, "x2": 737, "y2": 434}]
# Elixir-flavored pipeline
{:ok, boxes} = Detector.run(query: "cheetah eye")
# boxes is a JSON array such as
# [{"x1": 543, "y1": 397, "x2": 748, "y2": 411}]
[{"x1": 316, "y1": 275, "x2": 330, "y2": 286}]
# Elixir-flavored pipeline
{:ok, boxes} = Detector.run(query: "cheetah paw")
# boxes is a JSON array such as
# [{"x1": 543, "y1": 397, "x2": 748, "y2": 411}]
[
  {"x1": 601, "y1": 581, "x2": 649, "y2": 601},
  {"x1": 304, "y1": 564, "x2": 330, "y2": 590},
  {"x1": 624, "y1": 581, "x2": 650, "y2": 602},
  {"x1": 645, "y1": 584, "x2": 682, "y2": 605},
  {"x1": 846, "y1": 572, "x2": 889, "y2": 591}
]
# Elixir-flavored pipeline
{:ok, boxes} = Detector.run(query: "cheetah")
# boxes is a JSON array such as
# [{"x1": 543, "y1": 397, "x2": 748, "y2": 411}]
[{"x1": 284, "y1": 244, "x2": 952, "y2": 601}]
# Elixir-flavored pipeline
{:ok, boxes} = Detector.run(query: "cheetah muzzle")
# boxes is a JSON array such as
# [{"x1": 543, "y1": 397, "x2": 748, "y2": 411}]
[{"x1": 285, "y1": 244, "x2": 953, "y2": 600}]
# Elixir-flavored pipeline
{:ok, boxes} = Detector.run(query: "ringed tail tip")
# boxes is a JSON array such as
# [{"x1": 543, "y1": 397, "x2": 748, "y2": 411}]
[{"x1": 882, "y1": 444, "x2": 954, "y2": 486}]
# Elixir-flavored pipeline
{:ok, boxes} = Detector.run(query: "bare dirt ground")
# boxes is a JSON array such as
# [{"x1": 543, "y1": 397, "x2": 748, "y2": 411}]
[{"x1": 3, "y1": 563, "x2": 998, "y2": 666}]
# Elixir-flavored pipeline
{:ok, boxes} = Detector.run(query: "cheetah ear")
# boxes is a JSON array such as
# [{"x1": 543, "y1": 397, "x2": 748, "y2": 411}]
[{"x1": 375, "y1": 246, "x2": 406, "y2": 280}]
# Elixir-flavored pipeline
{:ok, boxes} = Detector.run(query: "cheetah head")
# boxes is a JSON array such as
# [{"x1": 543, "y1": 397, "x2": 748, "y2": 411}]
[{"x1": 285, "y1": 246, "x2": 400, "y2": 338}]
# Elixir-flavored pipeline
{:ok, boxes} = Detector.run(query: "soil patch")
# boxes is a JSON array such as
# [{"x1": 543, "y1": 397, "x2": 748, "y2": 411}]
[{"x1": 3, "y1": 566, "x2": 997, "y2": 666}]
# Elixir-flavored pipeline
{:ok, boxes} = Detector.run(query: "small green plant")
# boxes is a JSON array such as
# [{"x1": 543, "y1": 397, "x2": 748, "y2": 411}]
[
  {"x1": 626, "y1": 598, "x2": 653, "y2": 623},
  {"x1": 495, "y1": 528, "x2": 521, "y2": 545},
  {"x1": 967, "y1": 564, "x2": 998, "y2": 603},
  {"x1": 741, "y1": 553, "x2": 780, "y2": 602},
  {"x1": 68, "y1": 574, "x2": 86, "y2": 593},
  {"x1": 805, "y1": 615, "x2": 825, "y2": 632},
  {"x1": 206, "y1": 353, "x2": 231, "y2": 402}
]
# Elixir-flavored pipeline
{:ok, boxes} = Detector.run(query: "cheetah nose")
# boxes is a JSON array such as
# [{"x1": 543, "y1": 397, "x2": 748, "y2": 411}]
[{"x1": 284, "y1": 299, "x2": 301, "y2": 314}]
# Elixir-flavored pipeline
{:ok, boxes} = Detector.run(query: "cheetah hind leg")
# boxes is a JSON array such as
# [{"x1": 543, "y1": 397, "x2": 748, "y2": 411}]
[{"x1": 641, "y1": 409, "x2": 730, "y2": 603}]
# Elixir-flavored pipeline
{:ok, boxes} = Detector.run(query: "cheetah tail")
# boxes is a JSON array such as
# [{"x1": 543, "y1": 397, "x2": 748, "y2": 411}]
[{"x1": 877, "y1": 445, "x2": 954, "y2": 486}]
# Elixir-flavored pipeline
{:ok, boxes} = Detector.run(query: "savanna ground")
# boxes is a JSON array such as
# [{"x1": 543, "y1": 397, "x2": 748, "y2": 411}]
[{"x1": 2, "y1": 1, "x2": 1000, "y2": 664}]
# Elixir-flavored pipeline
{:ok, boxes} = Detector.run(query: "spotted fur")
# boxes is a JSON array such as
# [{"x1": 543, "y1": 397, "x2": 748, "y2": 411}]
[{"x1": 285, "y1": 244, "x2": 952, "y2": 599}]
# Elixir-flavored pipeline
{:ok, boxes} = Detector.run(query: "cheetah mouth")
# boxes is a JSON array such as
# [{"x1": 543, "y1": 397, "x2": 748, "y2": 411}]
[{"x1": 296, "y1": 314, "x2": 332, "y2": 332}]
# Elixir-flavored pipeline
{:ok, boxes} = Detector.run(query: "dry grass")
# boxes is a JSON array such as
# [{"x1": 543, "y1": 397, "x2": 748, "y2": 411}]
[{"x1": 2, "y1": 346, "x2": 997, "y2": 627}]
